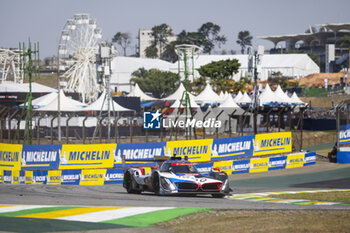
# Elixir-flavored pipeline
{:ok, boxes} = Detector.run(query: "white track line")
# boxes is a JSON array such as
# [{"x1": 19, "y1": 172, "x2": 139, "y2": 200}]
[
  {"x1": 0, "y1": 205, "x2": 53, "y2": 213},
  {"x1": 57, "y1": 207, "x2": 174, "y2": 222}
]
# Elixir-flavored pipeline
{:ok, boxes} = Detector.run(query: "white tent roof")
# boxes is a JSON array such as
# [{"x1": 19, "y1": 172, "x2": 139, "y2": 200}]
[
  {"x1": 85, "y1": 91, "x2": 133, "y2": 111},
  {"x1": 218, "y1": 95, "x2": 244, "y2": 115},
  {"x1": 35, "y1": 90, "x2": 87, "y2": 112},
  {"x1": 236, "y1": 92, "x2": 252, "y2": 104},
  {"x1": 290, "y1": 92, "x2": 305, "y2": 105},
  {"x1": 170, "y1": 99, "x2": 200, "y2": 108},
  {"x1": 259, "y1": 84, "x2": 280, "y2": 105},
  {"x1": 0, "y1": 82, "x2": 57, "y2": 93},
  {"x1": 127, "y1": 83, "x2": 157, "y2": 101},
  {"x1": 233, "y1": 91, "x2": 243, "y2": 102},
  {"x1": 219, "y1": 91, "x2": 225, "y2": 100},
  {"x1": 195, "y1": 84, "x2": 222, "y2": 103},
  {"x1": 274, "y1": 85, "x2": 292, "y2": 104},
  {"x1": 22, "y1": 92, "x2": 58, "y2": 109},
  {"x1": 163, "y1": 83, "x2": 196, "y2": 101}
]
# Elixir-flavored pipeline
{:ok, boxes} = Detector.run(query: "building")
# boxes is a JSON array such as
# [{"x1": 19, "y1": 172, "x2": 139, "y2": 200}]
[
  {"x1": 110, "y1": 54, "x2": 319, "y2": 92},
  {"x1": 138, "y1": 28, "x2": 177, "y2": 58},
  {"x1": 259, "y1": 23, "x2": 350, "y2": 72}
]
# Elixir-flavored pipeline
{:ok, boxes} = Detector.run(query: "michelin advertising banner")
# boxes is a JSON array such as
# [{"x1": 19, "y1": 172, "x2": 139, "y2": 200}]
[
  {"x1": 115, "y1": 142, "x2": 165, "y2": 167},
  {"x1": 339, "y1": 124, "x2": 350, "y2": 145},
  {"x1": 21, "y1": 145, "x2": 61, "y2": 171},
  {"x1": 304, "y1": 152, "x2": 316, "y2": 166},
  {"x1": 253, "y1": 132, "x2": 292, "y2": 156},
  {"x1": 166, "y1": 139, "x2": 212, "y2": 162},
  {"x1": 268, "y1": 156, "x2": 287, "y2": 171},
  {"x1": 0, "y1": 143, "x2": 22, "y2": 171},
  {"x1": 211, "y1": 135, "x2": 254, "y2": 161},
  {"x1": 232, "y1": 160, "x2": 250, "y2": 174},
  {"x1": 59, "y1": 144, "x2": 115, "y2": 170}
]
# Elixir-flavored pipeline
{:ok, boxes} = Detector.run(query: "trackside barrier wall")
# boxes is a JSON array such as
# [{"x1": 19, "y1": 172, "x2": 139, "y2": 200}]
[
  {"x1": 0, "y1": 152, "x2": 316, "y2": 184},
  {"x1": 0, "y1": 131, "x2": 316, "y2": 185}
]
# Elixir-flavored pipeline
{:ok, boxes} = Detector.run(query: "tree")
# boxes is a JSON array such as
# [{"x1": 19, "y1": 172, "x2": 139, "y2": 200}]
[
  {"x1": 198, "y1": 22, "x2": 226, "y2": 54},
  {"x1": 151, "y1": 24, "x2": 173, "y2": 57},
  {"x1": 131, "y1": 68, "x2": 180, "y2": 98},
  {"x1": 144, "y1": 46, "x2": 158, "y2": 58},
  {"x1": 197, "y1": 59, "x2": 241, "y2": 92},
  {"x1": 236, "y1": 31, "x2": 253, "y2": 54},
  {"x1": 112, "y1": 32, "x2": 132, "y2": 56}
]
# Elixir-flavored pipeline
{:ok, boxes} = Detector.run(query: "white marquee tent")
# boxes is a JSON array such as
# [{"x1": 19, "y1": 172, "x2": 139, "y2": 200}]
[
  {"x1": 0, "y1": 82, "x2": 57, "y2": 93},
  {"x1": 195, "y1": 83, "x2": 222, "y2": 103},
  {"x1": 35, "y1": 90, "x2": 87, "y2": 112},
  {"x1": 163, "y1": 83, "x2": 196, "y2": 101},
  {"x1": 127, "y1": 83, "x2": 157, "y2": 101},
  {"x1": 85, "y1": 91, "x2": 133, "y2": 112},
  {"x1": 236, "y1": 92, "x2": 252, "y2": 105}
]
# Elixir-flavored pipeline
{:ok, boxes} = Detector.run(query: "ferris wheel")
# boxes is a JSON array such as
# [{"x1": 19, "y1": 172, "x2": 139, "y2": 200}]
[
  {"x1": 58, "y1": 13, "x2": 102, "y2": 103},
  {"x1": 0, "y1": 48, "x2": 23, "y2": 83}
]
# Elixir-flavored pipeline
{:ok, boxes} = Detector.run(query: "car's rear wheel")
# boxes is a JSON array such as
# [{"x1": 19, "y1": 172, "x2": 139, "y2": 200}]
[
  {"x1": 124, "y1": 171, "x2": 141, "y2": 194},
  {"x1": 151, "y1": 173, "x2": 160, "y2": 195}
]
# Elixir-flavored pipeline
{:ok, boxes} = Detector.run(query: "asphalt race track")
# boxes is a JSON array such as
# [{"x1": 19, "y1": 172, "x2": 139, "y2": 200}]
[{"x1": 1, "y1": 161, "x2": 350, "y2": 210}]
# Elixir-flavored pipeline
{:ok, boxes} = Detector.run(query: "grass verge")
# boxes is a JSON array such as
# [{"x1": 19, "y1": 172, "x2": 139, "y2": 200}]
[
  {"x1": 272, "y1": 191, "x2": 350, "y2": 203},
  {"x1": 159, "y1": 210, "x2": 350, "y2": 233}
]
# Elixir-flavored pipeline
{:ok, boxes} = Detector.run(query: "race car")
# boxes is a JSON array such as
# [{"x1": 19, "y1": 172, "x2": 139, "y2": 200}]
[{"x1": 123, "y1": 156, "x2": 230, "y2": 198}]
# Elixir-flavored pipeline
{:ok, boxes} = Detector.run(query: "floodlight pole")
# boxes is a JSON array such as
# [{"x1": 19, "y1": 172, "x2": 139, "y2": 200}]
[{"x1": 253, "y1": 51, "x2": 258, "y2": 135}]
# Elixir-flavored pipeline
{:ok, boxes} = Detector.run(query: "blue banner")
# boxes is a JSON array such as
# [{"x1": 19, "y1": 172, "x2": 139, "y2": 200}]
[
  {"x1": 268, "y1": 156, "x2": 287, "y2": 170},
  {"x1": 194, "y1": 162, "x2": 214, "y2": 175},
  {"x1": 3, "y1": 170, "x2": 11, "y2": 184},
  {"x1": 61, "y1": 169, "x2": 81, "y2": 185},
  {"x1": 339, "y1": 124, "x2": 350, "y2": 145},
  {"x1": 22, "y1": 145, "x2": 61, "y2": 170},
  {"x1": 211, "y1": 136, "x2": 254, "y2": 161},
  {"x1": 232, "y1": 159, "x2": 250, "y2": 174},
  {"x1": 104, "y1": 168, "x2": 124, "y2": 184},
  {"x1": 304, "y1": 152, "x2": 316, "y2": 166},
  {"x1": 19, "y1": 170, "x2": 25, "y2": 184},
  {"x1": 115, "y1": 142, "x2": 167, "y2": 165},
  {"x1": 33, "y1": 170, "x2": 48, "y2": 184}
]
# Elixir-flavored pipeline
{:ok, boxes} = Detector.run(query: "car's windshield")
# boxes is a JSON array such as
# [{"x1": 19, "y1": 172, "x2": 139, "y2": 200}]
[{"x1": 169, "y1": 162, "x2": 198, "y2": 173}]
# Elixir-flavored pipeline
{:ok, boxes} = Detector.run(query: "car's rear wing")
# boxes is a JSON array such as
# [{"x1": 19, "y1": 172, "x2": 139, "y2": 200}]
[{"x1": 121, "y1": 155, "x2": 170, "y2": 173}]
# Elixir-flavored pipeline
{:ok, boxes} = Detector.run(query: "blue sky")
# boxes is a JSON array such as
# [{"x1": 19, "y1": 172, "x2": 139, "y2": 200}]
[{"x1": 1, "y1": 0, "x2": 349, "y2": 57}]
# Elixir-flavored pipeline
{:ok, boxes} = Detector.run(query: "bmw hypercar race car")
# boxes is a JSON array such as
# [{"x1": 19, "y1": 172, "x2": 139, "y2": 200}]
[{"x1": 123, "y1": 156, "x2": 230, "y2": 198}]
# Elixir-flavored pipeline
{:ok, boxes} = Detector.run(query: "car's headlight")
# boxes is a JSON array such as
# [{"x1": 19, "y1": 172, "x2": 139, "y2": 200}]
[{"x1": 160, "y1": 177, "x2": 176, "y2": 191}]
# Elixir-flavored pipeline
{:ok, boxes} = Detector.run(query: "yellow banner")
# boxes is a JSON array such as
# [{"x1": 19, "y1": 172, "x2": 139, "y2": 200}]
[
  {"x1": 249, "y1": 157, "x2": 269, "y2": 173},
  {"x1": 0, "y1": 169, "x2": 3, "y2": 184},
  {"x1": 47, "y1": 170, "x2": 62, "y2": 185},
  {"x1": 12, "y1": 170, "x2": 19, "y2": 184},
  {"x1": 213, "y1": 161, "x2": 233, "y2": 175},
  {"x1": 0, "y1": 143, "x2": 22, "y2": 171},
  {"x1": 286, "y1": 153, "x2": 305, "y2": 169},
  {"x1": 253, "y1": 132, "x2": 292, "y2": 156},
  {"x1": 80, "y1": 169, "x2": 106, "y2": 185},
  {"x1": 25, "y1": 170, "x2": 33, "y2": 184},
  {"x1": 59, "y1": 144, "x2": 116, "y2": 170},
  {"x1": 166, "y1": 139, "x2": 212, "y2": 162}
]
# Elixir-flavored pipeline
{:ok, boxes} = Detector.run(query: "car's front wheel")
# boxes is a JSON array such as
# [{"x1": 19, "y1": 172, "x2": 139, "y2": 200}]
[
  {"x1": 151, "y1": 172, "x2": 160, "y2": 195},
  {"x1": 124, "y1": 171, "x2": 141, "y2": 194}
]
